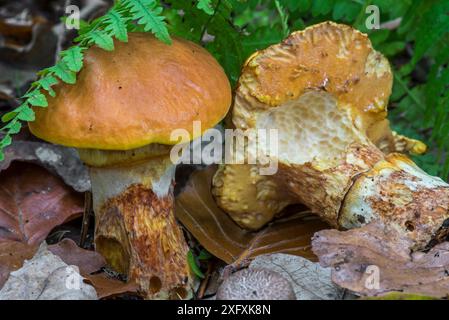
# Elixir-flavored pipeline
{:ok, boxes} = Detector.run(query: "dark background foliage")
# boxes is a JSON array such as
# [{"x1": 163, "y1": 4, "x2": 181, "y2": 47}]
[{"x1": 0, "y1": 0, "x2": 448, "y2": 179}]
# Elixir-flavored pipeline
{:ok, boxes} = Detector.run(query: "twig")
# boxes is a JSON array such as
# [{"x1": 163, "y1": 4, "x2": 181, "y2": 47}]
[
  {"x1": 79, "y1": 190, "x2": 92, "y2": 248},
  {"x1": 197, "y1": 260, "x2": 215, "y2": 299}
]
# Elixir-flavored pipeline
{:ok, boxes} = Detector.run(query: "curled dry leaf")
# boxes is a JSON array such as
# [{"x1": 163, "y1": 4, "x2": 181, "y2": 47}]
[
  {"x1": 84, "y1": 274, "x2": 140, "y2": 299},
  {"x1": 0, "y1": 243, "x2": 97, "y2": 300},
  {"x1": 49, "y1": 239, "x2": 139, "y2": 299},
  {"x1": 0, "y1": 162, "x2": 84, "y2": 244},
  {"x1": 312, "y1": 221, "x2": 449, "y2": 298},
  {"x1": 174, "y1": 166, "x2": 328, "y2": 264},
  {"x1": 0, "y1": 237, "x2": 137, "y2": 298},
  {"x1": 48, "y1": 238, "x2": 106, "y2": 275}
]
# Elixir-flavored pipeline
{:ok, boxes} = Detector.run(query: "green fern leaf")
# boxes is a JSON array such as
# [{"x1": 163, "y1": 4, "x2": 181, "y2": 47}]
[
  {"x1": 105, "y1": 9, "x2": 129, "y2": 42},
  {"x1": 197, "y1": 0, "x2": 214, "y2": 15},
  {"x1": 3, "y1": 121, "x2": 21, "y2": 135},
  {"x1": 1, "y1": 111, "x2": 18, "y2": 123},
  {"x1": 50, "y1": 62, "x2": 77, "y2": 84},
  {"x1": 401, "y1": 1, "x2": 449, "y2": 74},
  {"x1": 89, "y1": 30, "x2": 115, "y2": 51},
  {"x1": 0, "y1": 135, "x2": 11, "y2": 148},
  {"x1": 274, "y1": 0, "x2": 290, "y2": 38},
  {"x1": 123, "y1": 0, "x2": 171, "y2": 44},
  {"x1": 61, "y1": 46, "x2": 84, "y2": 72},
  {"x1": 37, "y1": 75, "x2": 58, "y2": 97},
  {"x1": 16, "y1": 105, "x2": 35, "y2": 121},
  {"x1": 24, "y1": 90, "x2": 48, "y2": 107}
]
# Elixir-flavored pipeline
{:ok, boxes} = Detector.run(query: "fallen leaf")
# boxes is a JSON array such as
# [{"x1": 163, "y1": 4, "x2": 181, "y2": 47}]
[
  {"x1": 0, "y1": 162, "x2": 84, "y2": 244},
  {"x1": 0, "y1": 243, "x2": 97, "y2": 300},
  {"x1": 0, "y1": 240, "x2": 37, "y2": 288},
  {"x1": 48, "y1": 238, "x2": 105, "y2": 275},
  {"x1": 47, "y1": 238, "x2": 139, "y2": 299},
  {"x1": 84, "y1": 274, "x2": 139, "y2": 299},
  {"x1": 249, "y1": 253, "x2": 344, "y2": 300},
  {"x1": 1, "y1": 141, "x2": 90, "y2": 192},
  {"x1": 312, "y1": 221, "x2": 449, "y2": 298},
  {"x1": 361, "y1": 292, "x2": 438, "y2": 300},
  {"x1": 175, "y1": 166, "x2": 328, "y2": 264},
  {"x1": 47, "y1": 239, "x2": 138, "y2": 299}
]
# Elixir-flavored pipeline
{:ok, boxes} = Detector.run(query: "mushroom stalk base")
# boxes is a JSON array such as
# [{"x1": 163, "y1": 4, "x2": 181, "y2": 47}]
[{"x1": 89, "y1": 156, "x2": 191, "y2": 299}]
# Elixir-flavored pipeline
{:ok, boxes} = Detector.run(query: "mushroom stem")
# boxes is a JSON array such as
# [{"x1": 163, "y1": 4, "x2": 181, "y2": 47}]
[
  {"x1": 339, "y1": 153, "x2": 449, "y2": 249},
  {"x1": 84, "y1": 153, "x2": 191, "y2": 299}
]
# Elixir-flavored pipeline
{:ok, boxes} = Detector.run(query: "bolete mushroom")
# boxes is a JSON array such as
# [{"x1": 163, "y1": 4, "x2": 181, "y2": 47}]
[
  {"x1": 216, "y1": 268, "x2": 296, "y2": 300},
  {"x1": 28, "y1": 33, "x2": 231, "y2": 298},
  {"x1": 213, "y1": 21, "x2": 427, "y2": 230},
  {"x1": 213, "y1": 22, "x2": 449, "y2": 250}
]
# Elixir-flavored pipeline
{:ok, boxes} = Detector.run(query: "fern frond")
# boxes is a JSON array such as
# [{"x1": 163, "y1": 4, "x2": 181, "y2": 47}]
[
  {"x1": 60, "y1": 46, "x2": 84, "y2": 72},
  {"x1": 197, "y1": 0, "x2": 214, "y2": 15},
  {"x1": 104, "y1": 9, "x2": 129, "y2": 42},
  {"x1": 122, "y1": 0, "x2": 171, "y2": 44}
]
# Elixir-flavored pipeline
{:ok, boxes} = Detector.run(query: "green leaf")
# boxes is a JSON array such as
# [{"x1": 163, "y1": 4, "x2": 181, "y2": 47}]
[
  {"x1": 50, "y1": 62, "x2": 77, "y2": 84},
  {"x1": 0, "y1": 149, "x2": 4, "y2": 161},
  {"x1": 0, "y1": 134, "x2": 11, "y2": 148},
  {"x1": 402, "y1": 1, "x2": 449, "y2": 74},
  {"x1": 104, "y1": 9, "x2": 129, "y2": 42},
  {"x1": 274, "y1": 0, "x2": 290, "y2": 38},
  {"x1": 61, "y1": 46, "x2": 84, "y2": 72},
  {"x1": 284, "y1": 0, "x2": 311, "y2": 12},
  {"x1": 187, "y1": 250, "x2": 205, "y2": 279},
  {"x1": 4, "y1": 121, "x2": 21, "y2": 134},
  {"x1": 198, "y1": 249, "x2": 212, "y2": 260},
  {"x1": 90, "y1": 30, "x2": 115, "y2": 51},
  {"x1": 24, "y1": 90, "x2": 48, "y2": 107},
  {"x1": 378, "y1": 41, "x2": 406, "y2": 57},
  {"x1": 17, "y1": 105, "x2": 35, "y2": 121},
  {"x1": 1, "y1": 111, "x2": 18, "y2": 123},
  {"x1": 242, "y1": 26, "x2": 283, "y2": 56},
  {"x1": 197, "y1": 0, "x2": 214, "y2": 15},
  {"x1": 311, "y1": 0, "x2": 334, "y2": 17},
  {"x1": 332, "y1": 0, "x2": 361, "y2": 22},
  {"x1": 37, "y1": 75, "x2": 58, "y2": 97},
  {"x1": 124, "y1": 0, "x2": 171, "y2": 44}
]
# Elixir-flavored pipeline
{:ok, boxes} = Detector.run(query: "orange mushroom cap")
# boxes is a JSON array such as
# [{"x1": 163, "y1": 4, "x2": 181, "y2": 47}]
[
  {"x1": 233, "y1": 21, "x2": 392, "y2": 144},
  {"x1": 29, "y1": 33, "x2": 232, "y2": 150}
]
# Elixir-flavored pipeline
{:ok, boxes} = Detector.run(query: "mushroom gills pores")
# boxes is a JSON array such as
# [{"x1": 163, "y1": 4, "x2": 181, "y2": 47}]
[{"x1": 216, "y1": 268, "x2": 296, "y2": 300}]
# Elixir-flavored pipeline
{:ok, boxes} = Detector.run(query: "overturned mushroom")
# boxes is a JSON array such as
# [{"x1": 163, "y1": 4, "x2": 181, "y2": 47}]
[
  {"x1": 213, "y1": 22, "x2": 426, "y2": 230},
  {"x1": 213, "y1": 22, "x2": 448, "y2": 250},
  {"x1": 28, "y1": 33, "x2": 232, "y2": 298},
  {"x1": 216, "y1": 268, "x2": 296, "y2": 300}
]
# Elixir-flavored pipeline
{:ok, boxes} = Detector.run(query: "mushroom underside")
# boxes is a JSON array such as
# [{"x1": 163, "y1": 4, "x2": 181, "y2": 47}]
[{"x1": 254, "y1": 91, "x2": 449, "y2": 249}]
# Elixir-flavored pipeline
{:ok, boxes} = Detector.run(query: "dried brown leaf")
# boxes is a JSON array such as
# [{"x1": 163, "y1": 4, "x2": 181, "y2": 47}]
[
  {"x1": 48, "y1": 238, "x2": 106, "y2": 275},
  {"x1": 84, "y1": 274, "x2": 139, "y2": 299},
  {"x1": 312, "y1": 221, "x2": 449, "y2": 298},
  {"x1": 175, "y1": 166, "x2": 328, "y2": 264},
  {"x1": 0, "y1": 162, "x2": 84, "y2": 245},
  {"x1": 47, "y1": 239, "x2": 137, "y2": 299}
]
